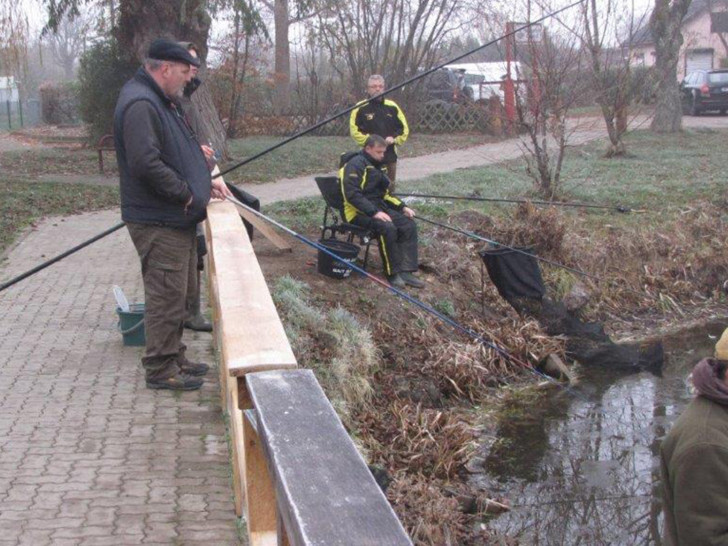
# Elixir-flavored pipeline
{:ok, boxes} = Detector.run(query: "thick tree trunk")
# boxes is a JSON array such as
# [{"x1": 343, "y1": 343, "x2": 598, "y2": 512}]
[
  {"x1": 273, "y1": 0, "x2": 291, "y2": 114},
  {"x1": 649, "y1": 0, "x2": 692, "y2": 133},
  {"x1": 116, "y1": 0, "x2": 228, "y2": 157}
]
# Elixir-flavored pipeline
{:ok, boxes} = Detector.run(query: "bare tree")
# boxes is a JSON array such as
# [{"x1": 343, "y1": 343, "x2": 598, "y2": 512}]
[
  {"x1": 649, "y1": 0, "x2": 693, "y2": 133},
  {"x1": 45, "y1": 0, "x2": 229, "y2": 156},
  {"x1": 258, "y1": 0, "x2": 321, "y2": 113},
  {"x1": 580, "y1": 0, "x2": 650, "y2": 156},
  {"x1": 212, "y1": 0, "x2": 269, "y2": 136},
  {"x1": 48, "y1": 12, "x2": 97, "y2": 80},
  {"x1": 313, "y1": 0, "x2": 467, "y2": 98},
  {"x1": 513, "y1": 16, "x2": 587, "y2": 198},
  {"x1": 0, "y1": 1, "x2": 29, "y2": 92}
]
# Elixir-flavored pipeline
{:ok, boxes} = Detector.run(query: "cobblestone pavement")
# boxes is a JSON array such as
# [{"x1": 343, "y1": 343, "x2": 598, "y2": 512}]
[{"x1": 0, "y1": 211, "x2": 242, "y2": 545}]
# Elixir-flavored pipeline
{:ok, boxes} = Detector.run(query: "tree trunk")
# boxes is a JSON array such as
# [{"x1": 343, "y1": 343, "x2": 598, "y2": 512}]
[
  {"x1": 649, "y1": 0, "x2": 692, "y2": 133},
  {"x1": 273, "y1": 0, "x2": 291, "y2": 114},
  {"x1": 116, "y1": 0, "x2": 228, "y2": 157}
]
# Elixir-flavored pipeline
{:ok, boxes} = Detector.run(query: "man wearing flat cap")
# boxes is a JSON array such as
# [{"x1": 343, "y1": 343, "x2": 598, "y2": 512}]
[
  {"x1": 660, "y1": 327, "x2": 728, "y2": 545},
  {"x1": 113, "y1": 38, "x2": 231, "y2": 391}
]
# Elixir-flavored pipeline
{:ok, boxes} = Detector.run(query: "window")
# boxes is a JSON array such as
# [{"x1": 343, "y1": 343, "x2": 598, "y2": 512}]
[{"x1": 708, "y1": 71, "x2": 728, "y2": 83}]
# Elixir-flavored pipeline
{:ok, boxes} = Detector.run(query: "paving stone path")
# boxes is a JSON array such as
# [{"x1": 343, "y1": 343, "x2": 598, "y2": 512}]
[
  {"x1": 1, "y1": 113, "x2": 726, "y2": 545},
  {"x1": 0, "y1": 212, "x2": 241, "y2": 545}
]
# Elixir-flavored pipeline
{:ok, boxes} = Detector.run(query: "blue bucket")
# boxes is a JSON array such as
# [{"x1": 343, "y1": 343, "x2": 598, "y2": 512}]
[{"x1": 117, "y1": 303, "x2": 145, "y2": 346}]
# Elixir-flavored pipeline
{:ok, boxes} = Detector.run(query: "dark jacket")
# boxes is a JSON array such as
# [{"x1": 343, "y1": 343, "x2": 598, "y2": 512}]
[
  {"x1": 339, "y1": 151, "x2": 405, "y2": 222},
  {"x1": 349, "y1": 98, "x2": 409, "y2": 164},
  {"x1": 114, "y1": 67, "x2": 211, "y2": 229},
  {"x1": 661, "y1": 380, "x2": 728, "y2": 546},
  {"x1": 178, "y1": 77, "x2": 209, "y2": 144}
]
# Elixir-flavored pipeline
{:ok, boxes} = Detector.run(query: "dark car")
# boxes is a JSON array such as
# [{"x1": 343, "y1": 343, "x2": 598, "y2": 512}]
[
  {"x1": 421, "y1": 68, "x2": 473, "y2": 103},
  {"x1": 680, "y1": 69, "x2": 728, "y2": 115}
]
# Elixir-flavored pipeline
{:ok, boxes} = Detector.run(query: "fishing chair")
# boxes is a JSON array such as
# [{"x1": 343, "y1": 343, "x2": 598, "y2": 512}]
[{"x1": 314, "y1": 176, "x2": 376, "y2": 270}]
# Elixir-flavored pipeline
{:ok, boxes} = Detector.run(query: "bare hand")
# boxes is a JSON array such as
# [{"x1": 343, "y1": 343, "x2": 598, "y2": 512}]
[
  {"x1": 211, "y1": 177, "x2": 233, "y2": 200},
  {"x1": 201, "y1": 145, "x2": 215, "y2": 161},
  {"x1": 184, "y1": 195, "x2": 193, "y2": 213},
  {"x1": 403, "y1": 207, "x2": 415, "y2": 218},
  {"x1": 373, "y1": 211, "x2": 392, "y2": 223},
  {"x1": 385, "y1": 136, "x2": 395, "y2": 145}
]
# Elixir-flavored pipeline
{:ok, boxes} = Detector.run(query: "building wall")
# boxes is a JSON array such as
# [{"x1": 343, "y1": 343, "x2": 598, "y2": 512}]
[{"x1": 630, "y1": 6, "x2": 728, "y2": 78}]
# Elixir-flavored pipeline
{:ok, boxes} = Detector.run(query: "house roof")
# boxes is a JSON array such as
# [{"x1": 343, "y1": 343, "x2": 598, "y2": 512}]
[{"x1": 631, "y1": 0, "x2": 710, "y2": 46}]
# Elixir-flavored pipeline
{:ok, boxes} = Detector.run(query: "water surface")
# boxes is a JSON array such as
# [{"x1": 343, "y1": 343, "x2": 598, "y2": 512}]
[{"x1": 478, "y1": 321, "x2": 727, "y2": 545}]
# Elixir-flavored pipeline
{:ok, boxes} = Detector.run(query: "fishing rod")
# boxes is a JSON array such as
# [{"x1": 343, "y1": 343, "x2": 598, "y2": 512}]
[
  {"x1": 215, "y1": 0, "x2": 586, "y2": 179},
  {"x1": 416, "y1": 215, "x2": 649, "y2": 298},
  {"x1": 223, "y1": 195, "x2": 583, "y2": 392},
  {"x1": 224, "y1": 197, "x2": 517, "y2": 359},
  {"x1": 0, "y1": 1, "x2": 587, "y2": 292},
  {"x1": 415, "y1": 215, "x2": 601, "y2": 281},
  {"x1": 0, "y1": 222, "x2": 126, "y2": 294},
  {"x1": 397, "y1": 193, "x2": 634, "y2": 213}
]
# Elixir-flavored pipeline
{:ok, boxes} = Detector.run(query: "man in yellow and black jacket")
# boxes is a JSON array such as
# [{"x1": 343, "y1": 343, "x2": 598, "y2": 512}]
[
  {"x1": 350, "y1": 74, "x2": 409, "y2": 191},
  {"x1": 340, "y1": 134, "x2": 424, "y2": 289}
]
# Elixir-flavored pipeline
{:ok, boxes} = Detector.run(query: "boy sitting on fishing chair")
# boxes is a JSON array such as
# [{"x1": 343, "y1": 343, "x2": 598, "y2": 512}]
[{"x1": 339, "y1": 134, "x2": 424, "y2": 289}]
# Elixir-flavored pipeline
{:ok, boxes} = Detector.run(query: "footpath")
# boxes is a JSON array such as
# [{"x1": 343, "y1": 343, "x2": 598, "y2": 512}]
[{"x1": 0, "y1": 114, "x2": 726, "y2": 545}]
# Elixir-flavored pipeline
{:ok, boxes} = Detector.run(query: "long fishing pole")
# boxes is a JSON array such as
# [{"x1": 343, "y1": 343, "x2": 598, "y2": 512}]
[
  {"x1": 415, "y1": 215, "x2": 601, "y2": 281},
  {"x1": 416, "y1": 215, "x2": 649, "y2": 298},
  {"x1": 223, "y1": 196, "x2": 591, "y2": 397},
  {"x1": 224, "y1": 197, "x2": 521, "y2": 358},
  {"x1": 0, "y1": 1, "x2": 587, "y2": 292},
  {"x1": 225, "y1": 195, "x2": 580, "y2": 379},
  {"x1": 0, "y1": 222, "x2": 126, "y2": 294},
  {"x1": 215, "y1": 0, "x2": 586, "y2": 179},
  {"x1": 398, "y1": 193, "x2": 633, "y2": 213}
]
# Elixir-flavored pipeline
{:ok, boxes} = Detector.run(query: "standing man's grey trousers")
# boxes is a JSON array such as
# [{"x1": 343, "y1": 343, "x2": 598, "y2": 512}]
[{"x1": 126, "y1": 223, "x2": 197, "y2": 380}]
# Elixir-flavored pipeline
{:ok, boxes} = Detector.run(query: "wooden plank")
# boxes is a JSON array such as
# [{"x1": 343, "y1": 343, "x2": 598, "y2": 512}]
[
  {"x1": 204, "y1": 219, "x2": 228, "y2": 410},
  {"x1": 206, "y1": 201, "x2": 297, "y2": 376},
  {"x1": 234, "y1": 203, "x2": 292, "y2": 252},
  {"x1": 244, "y1": 410, "x2": 279, "y2": 543},
  {"x1": 211, "y1": 165, "x2": 291, "y2": 252},
  {"x1": 246, "y1": 370, "x2": 413, "y2": 546},
  {"x1": 227, "y1": 385, "x2": 245, "y2": 517}
]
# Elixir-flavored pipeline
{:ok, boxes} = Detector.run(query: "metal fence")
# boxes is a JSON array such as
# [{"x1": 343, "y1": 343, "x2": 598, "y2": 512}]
[{"x1": 0, "y1": 99, "x2": 41, "y2": 131}]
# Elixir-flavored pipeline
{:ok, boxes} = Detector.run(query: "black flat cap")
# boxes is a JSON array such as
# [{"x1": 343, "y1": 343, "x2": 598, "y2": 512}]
[{"x1": 148, "y1": 38, "x2": 201, "y2": 67}]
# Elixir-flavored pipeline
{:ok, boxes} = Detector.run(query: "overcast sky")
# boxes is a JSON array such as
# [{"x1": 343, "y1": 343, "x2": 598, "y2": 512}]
[{"x1": 20, "y1": 0, "x2": 658, "y2": 47}]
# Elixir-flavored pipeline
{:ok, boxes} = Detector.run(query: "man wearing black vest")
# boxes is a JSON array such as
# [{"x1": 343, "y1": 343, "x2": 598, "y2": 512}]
[{"x1": 114, "y1": 39, "x2": 230, "y2": 391}]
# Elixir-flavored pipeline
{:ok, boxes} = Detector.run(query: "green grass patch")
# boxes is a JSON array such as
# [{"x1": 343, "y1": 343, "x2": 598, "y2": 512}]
[
  {"x1": 222, "y1": 133, "x2": 486, "y2": 184},
  {"x1": 0, "y1": 147, "x2": 115, "y2": 177},
  {"x1": 262, "y1": 129, "x2": 728, "y2": 241},
  {"x1": 400, "y1": 129, "x2": 728, "y2": 225},
  {"x1": 0, "y1": 178, "x2": 119, "y2": 253}
]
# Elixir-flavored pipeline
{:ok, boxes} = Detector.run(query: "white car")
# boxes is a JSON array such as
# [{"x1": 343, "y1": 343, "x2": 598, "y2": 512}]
[{"x1": 446, "y1": 62, "x2": 522, "y2": 102}]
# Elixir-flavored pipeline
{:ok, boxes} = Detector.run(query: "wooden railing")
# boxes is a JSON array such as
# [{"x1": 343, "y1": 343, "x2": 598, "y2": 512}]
[{"x1": 205, "y1": 201, "x2": 412, "y2": 545}]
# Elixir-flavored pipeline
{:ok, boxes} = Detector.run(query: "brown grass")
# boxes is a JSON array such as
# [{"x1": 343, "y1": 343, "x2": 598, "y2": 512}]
[{"x1": 387, "y1": 474, "x2": 471, "y2": 546}]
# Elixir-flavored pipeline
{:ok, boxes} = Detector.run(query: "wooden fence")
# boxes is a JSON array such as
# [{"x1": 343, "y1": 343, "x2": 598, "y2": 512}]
[{"x1": 204, "y1": 201, "x2": 412, "y2": 545}]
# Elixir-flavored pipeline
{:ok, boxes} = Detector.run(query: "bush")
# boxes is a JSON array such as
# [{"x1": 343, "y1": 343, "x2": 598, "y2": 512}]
[
  {"x1": 39, "y1": 81, "x2": 81, "y2": 125},
  {"x1": 78, "y1": 39, "x2": 137, "y2": 143}
]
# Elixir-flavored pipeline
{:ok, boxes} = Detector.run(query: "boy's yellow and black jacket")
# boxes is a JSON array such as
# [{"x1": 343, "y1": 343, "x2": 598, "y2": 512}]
[
  {"x1": 339, "y1": 151, "x2": 405, "y2": 222},
  {"x1": 349, "y1": 98, "x2": 409, "y2": 164}
]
